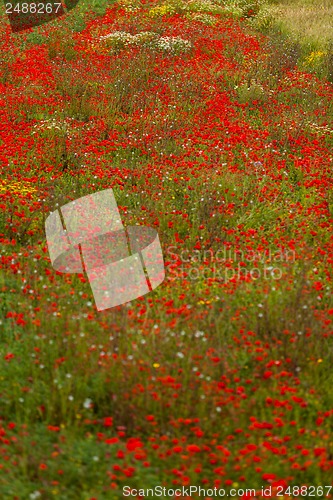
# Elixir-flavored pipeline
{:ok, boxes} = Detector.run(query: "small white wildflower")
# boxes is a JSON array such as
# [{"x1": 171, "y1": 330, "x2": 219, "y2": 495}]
[
  {"x1": 29, "y1": 492, "x2": 42, "y2": 500},
  {"x1": 83, "y1": 398, "x2": 92, "y2": 409}
]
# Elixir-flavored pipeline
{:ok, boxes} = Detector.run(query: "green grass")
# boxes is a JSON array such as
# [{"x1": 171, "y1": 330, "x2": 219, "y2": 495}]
[
  {"x1": 246, "y1": 0, "x2": 333, "y2": 81},
  {"x1": 264, "y1": 0, "x2": 332, "y2": 48}
]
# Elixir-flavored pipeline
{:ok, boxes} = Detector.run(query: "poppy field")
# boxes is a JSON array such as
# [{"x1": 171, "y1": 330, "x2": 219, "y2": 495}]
[{"x1": 0, "y1": 0, "x2": 333, "y2": 498}]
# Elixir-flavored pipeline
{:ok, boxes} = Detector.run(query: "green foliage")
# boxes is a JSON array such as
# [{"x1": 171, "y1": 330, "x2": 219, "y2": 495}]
[{"x1": 249, "y1": 0, "x2": 333, "y2": 80}]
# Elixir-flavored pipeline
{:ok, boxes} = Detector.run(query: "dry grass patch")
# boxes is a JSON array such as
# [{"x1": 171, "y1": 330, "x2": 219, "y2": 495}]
[{"x1": 266, "y1": 0, "x2": 333, "y2": 47}]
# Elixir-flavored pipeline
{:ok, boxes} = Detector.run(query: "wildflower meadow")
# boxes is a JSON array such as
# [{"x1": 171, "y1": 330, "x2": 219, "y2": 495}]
[{"x1": 0, "y1": 0, "x2": 332, "y2": 498}]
